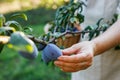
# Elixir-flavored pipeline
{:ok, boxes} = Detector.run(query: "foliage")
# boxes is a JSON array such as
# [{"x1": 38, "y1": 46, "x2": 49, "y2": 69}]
[
  {"x1": 38, "y1": 0, "x2": 110, "y2": 46},
  {"x1": 54, "y1": 0, "x2": 85, "y2": 32}
]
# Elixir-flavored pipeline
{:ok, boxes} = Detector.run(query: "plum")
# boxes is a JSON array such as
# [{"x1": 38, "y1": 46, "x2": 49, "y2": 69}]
[
  {"x1": 18, "y1": 42, "x2": 38, "y2": 59},
  {"x1": 9, "y1": 32, "x2": 38, "y2": 59},
  {"x1": 41, "y1": 52, "x2": 51, "y2": 64},
  {"x1": 42, "y1": 43, "x2": 62, "y2": 64}
]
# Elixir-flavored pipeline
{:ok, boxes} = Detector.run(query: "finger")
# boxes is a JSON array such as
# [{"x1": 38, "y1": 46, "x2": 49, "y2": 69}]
[
  {"x1": 55, "y1": 62, "x2": 92, "y2": 72},
  {"x1": 58, "y1": 53, "x2": 92, "y2": 63},
  {"x1": 60, "y1": 65, "x2": 89, "y2": 72},
  {"x1": 54, "y1": 60, "x2": 92, "y2": 70},
  {"x1": 62, "y1": 44, "x2": 80, "y2": 55},
  {"x1": 55, "y1": 63, "x2": 78, "y2": 72},
  {"x1": 60, "y1": 66, "x2": 77, "y2": 72}
]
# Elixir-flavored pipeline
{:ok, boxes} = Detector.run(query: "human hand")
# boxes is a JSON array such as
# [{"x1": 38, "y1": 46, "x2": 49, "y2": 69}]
[{"x1": 54, "y1": 41, "x2": 95, "y2": 72}]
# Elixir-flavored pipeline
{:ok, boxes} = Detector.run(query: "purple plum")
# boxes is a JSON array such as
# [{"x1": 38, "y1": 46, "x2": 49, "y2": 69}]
[
  {"x1": 41, "y1": 52, "x2": 51, "y2": 64},
  {"x1": 18, "y1": 42, "x2": 38, "y2": 59},
  {"x1": 42, "y1": 43, "x2": 62, "y2": 63},
  {"x1": 9, "y1": 32, "x2": 38, "y2": 60}
]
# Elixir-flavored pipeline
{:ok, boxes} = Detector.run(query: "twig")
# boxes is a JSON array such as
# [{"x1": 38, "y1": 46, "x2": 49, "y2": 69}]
[
  {"x1": 49, "y1": 28, "x2": 105, "y2": 43},
  {"x1": 27, "y1": 35, "x2": 48, "y2": 45}
]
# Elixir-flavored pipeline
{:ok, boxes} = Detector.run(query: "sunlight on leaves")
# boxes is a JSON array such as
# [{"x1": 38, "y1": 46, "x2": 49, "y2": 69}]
[{"x1": 10, "y1": 13, "x2": 28, "y2": 21}]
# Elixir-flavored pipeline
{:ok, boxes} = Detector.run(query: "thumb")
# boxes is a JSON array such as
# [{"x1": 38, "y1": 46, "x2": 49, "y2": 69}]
[{"x1": 62, "y1": 44, "x2": 79, "y2": 55}]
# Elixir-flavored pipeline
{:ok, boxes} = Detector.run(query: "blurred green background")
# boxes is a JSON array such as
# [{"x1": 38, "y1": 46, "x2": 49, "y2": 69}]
[{"x1": 0, "y1": 0, "x2": 71, "y2": 80}]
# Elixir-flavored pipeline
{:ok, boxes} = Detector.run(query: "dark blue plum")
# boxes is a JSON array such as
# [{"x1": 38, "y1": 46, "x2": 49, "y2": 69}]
[
  {"x1": 41, "y1": 52, "x2": 51, "y2": 64},
  {"x1": 38, "y1": 43, "x2": 46, "y2": 51},
  {"x1": 18, "y1": 42, "x2": 38, "y2": 59},
  {"x1": 9, "y1": 32, "x2": 38, "y2": 60},
  {"x1": 9, "y1": 32, "x2": 38, "y2": 59},
  {"x1": 42, "y1": 43, "x2": 62, "y2": 63}
]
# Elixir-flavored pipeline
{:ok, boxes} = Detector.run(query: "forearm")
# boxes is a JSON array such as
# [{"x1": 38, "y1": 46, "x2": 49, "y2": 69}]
[{"x1": 92, "y1": 19, "x2": 120, "y2": 56}]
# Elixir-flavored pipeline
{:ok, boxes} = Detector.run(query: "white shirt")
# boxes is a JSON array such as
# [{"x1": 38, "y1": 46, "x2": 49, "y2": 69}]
[
  {"x1": 82, "y1": 0, "x2": 119, "y2": 26},
  {"x1": 72, "y1": 0, "x2": 120, "y2": 80}
]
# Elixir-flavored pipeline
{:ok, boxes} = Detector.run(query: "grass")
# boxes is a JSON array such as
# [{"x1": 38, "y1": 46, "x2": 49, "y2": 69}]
[{"x1": 0, "y1": 24, "x2": 70, "y2": 80}]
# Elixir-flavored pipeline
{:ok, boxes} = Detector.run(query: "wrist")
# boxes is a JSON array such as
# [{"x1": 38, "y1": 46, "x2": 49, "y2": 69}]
[{"x1": 90, "y1": 40, "x2": 98, "y2": 56}]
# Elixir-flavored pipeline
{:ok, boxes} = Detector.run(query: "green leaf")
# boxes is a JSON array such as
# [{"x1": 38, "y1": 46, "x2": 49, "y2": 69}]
[
  {"x1": 10, "y1": 13, "x2": 28, "y2": 21},
  {"x1": 23, "y1": 27, "x2": 33, "y2": 33},
  {"x1": 84, "y1": 26, "x2": 95, "y2": 40},
  {"x1": 0, "y1": 27, "x2": 15, "y2": 36},
  {"x1": 89, "y1": 31, "x2": 95, "y2": 41},
  {"x1": 102, "y1": 27, "x2": 108, "y2": 32},
  {"x1": 8, "y1": 31, "x2": 33, "y2": 53},
  {"x1": 0, "y1": 14, "x2": 5, "y2": 27},
  {"x1": 70, "y1": 17, "x2": 79, "y2": 23},
  {"x1": 76, "y1": 13, "x2": 84, "y2": 23},
  {"x1": 70, "y1": 17, "x2": 76, "y2": 23},
  {"x1": 101, "y1": 24, "x2": 109, "y2": 32},
  {"x1": 46, "y1": 32, "x2": 50, "y2": 41},
  {"x1": 84, "y1": 26, "x2": 94, "y2": 31},
  {"x1": 58, "y1": 18, "x2": 64, "y2": 25},
  {"x1": 94, "y1": 31, "x2": 100, "y2": 37},
  {"x1": 0, "y1": 28, "x2": 6, "y2": 35},
  {"x1": 5, "y1": 21, "x2": 22, "y2": 31},
  {"x1": 96, "y1": 18, "x2": 103, "y2": 26}
]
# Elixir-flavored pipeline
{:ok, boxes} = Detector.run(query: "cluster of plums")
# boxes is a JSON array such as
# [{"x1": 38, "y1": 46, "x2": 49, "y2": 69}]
[{"x1": 10, "y1": 32, "x2": 62, "y2": 64}]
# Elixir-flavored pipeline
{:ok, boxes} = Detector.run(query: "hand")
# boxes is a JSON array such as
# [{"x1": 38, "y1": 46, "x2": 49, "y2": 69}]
[{"x1": 54, "y1": 41, "x2": 95, "y2": 72}]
